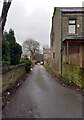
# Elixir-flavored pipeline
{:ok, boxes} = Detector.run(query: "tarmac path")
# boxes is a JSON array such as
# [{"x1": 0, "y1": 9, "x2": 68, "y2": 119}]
[{"x1": 3, "y1": 65, "x2": 82, "y2": 118}]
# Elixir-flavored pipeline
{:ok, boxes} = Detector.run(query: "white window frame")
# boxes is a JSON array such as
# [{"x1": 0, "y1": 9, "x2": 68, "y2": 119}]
[{"x1": 68, "y1": 19, "x2": 76, "y2": 34}]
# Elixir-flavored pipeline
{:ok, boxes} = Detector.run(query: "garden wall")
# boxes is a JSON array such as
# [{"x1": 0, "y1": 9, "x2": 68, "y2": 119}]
[
  {"x1": 62, "y1": 62, "x2": 84, "y2": 88},
  {"x1": 2, "y1": 64, "x2": 26, "y2": 92}
]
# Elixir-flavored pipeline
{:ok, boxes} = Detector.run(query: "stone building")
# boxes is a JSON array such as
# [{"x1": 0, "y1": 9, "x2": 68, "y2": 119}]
[
  {"x1": 43, "y1": 48, "x2": 50, "y2": 65},
  {"x1": 50, "y1": 7, "x2": 84, "y2": 74}
]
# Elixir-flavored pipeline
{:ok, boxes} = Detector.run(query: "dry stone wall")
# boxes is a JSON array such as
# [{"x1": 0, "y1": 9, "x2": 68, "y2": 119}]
[{"x1": 2, "y1": 64, "x2": 26, "y2": 92}]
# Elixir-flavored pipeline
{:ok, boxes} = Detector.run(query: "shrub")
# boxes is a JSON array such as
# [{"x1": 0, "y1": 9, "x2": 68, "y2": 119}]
[
  {"x1": 2, "y1": 61, "x2": 11, "y2": 67},
  {"x1": 25, "y1": 60, "x2": 32, "y2": 73},
  {"x1": 19, "y1": 57, "x2": 32, "y2": 73},
  {"x1": 2, "y1": 30, "x2": 22, "y2": 65},
  {"x1": 19, "y1": 57, "x2": 29, "y2": 64},
  {"x1": 35, "y1": 62, "x2": 37, "y2": 65}
]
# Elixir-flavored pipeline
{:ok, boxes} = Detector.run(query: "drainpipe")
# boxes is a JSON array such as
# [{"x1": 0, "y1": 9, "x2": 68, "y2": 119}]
[{"x1": 60, "y1": 12, "x2": 62, "y2": 75}]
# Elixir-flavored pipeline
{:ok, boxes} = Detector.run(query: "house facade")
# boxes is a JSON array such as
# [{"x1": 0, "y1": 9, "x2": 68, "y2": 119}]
[
  {"x1": 50, "y1": 7, "x2": 84, "y2": 74},
  {"x1": 63, "y1": 36, "x2": 84, "y2": 68}
]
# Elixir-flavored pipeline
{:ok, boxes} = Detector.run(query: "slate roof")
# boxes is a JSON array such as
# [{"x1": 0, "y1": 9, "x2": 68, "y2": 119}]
[
  {"x1": 58, "y1": 7, "x2": 84, "y2": 13},
  {"x1": 63, "y1": 35, "x2": 84, "y2": 42}
]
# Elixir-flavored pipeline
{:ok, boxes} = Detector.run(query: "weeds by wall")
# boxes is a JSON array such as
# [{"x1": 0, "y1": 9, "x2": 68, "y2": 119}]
[{"x1": 62, "y1": 62, "x2": 84, "y2": 88}]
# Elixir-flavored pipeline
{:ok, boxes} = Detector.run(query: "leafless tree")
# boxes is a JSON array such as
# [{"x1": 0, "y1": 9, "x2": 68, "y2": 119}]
[
  {"x1": 0, "y1": 0, "x2": 12, "y2": 40},
  {"x1": 23, "y1": 39, "x2": 40, "y2": 60}
]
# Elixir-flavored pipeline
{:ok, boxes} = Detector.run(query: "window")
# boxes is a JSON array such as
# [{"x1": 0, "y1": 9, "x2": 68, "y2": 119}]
[
  {"x1": 69, "y1": 19, "x2": 76, "y2": 34},
  {"x1": 52, "y1": 52, "x2": 55, "y2": 59}
]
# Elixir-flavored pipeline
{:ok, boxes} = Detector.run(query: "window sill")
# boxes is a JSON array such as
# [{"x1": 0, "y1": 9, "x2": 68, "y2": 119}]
[{"x1": 67, "y1": 34, "x2": 78, "y2": 36}]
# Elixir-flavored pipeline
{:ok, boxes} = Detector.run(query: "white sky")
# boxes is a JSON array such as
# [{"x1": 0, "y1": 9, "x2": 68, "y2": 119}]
[{"x1": 0, "y1": 0, "x2": 84, "y2": 49}]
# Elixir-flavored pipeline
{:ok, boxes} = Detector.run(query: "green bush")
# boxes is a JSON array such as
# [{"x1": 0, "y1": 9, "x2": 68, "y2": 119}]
[
  {"x1": 2, "y1": 30, "x2": 22, "y2": 65},
  {"x1": 19, "y1": 57, "x2": 29, "y2": 64},
  {"x1": 19, "y1": 57, "x2": 32, "y2": 73},
  {"x1": 35, "y1": 62, "x2": 37, "y2": 65},
  {"x1": 25, "y1": 61, "x2": 32, "y2": 73},
  {"x1": 2, "y1": 61, "x2": 11, "y2": 67}
]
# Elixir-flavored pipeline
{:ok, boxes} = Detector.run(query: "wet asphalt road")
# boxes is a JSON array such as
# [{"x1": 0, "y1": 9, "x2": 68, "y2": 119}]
[{"x1": 3, "y1": 65, "x2": 82, "y2": 118}]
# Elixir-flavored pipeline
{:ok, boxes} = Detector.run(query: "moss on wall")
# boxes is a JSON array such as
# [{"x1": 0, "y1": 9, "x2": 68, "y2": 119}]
[
  {"x1": 62, "y1": 62, "x2": 84, "y2": 88},
  {"x1": 2, "y1": 64, "x2": 26, "y2": 92}
]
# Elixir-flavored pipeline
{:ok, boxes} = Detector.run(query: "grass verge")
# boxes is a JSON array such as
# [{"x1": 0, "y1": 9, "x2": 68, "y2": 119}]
[{"x1": 44, "y1": 64, "x2": 83, "y2": 93}]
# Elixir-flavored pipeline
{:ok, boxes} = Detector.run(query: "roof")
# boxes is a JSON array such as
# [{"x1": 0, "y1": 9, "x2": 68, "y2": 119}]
[
  {"x1": 63, "y1": 35, "x2": 84, "y2": 43},
  {"x1": 58, "y1": 7, "x2": 84, "y2": 13}
]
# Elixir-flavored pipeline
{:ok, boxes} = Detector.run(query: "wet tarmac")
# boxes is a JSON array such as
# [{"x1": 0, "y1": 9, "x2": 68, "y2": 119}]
[{"x1": 3, "y1": 65, "x2": 82, "y2": 118}]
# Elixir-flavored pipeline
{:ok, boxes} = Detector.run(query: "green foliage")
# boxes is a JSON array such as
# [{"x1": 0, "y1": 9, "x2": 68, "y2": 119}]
[
  {"x1": 44, "y1": 64, "x2": 55, "y2": 74},
  {"x1": 62, "y1": 62, "x2": 84, "y2": 88},
  {"x1": 2, "y1": 61, "x2": 10, "y2": 67},
  {"x1": 2, "y1": 29, "x2": 22, "y2": 66},
  {"x1": 7, "y1": 29, "x2": 16, "y2": 44},
  {"x1": 2, "y1": 32, "x2": 10, "y2": 62},
  {"x1": 11, "y1": 43, "x2": 22, "y2": 65},
  {"x1": 35, "y1": 62, "x2": 37, "y2": 65},
  {"x1": 19, "y1": 57, "x2": 32, "y2": 73},
  {"x1": 19, "y1": 57, "x2": 29, "y2": 64},
  {"x1": 25, "y1": 61, "x2": 31, "y2": 73}
]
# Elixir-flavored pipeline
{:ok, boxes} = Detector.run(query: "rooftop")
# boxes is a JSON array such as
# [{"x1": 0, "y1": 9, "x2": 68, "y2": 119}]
[
  {"x1": 58, "y1": 7, "x2": 84, "y2": 13},
  {"x1": 63, "y1": 35, "x2": 84, "y2": 42}
]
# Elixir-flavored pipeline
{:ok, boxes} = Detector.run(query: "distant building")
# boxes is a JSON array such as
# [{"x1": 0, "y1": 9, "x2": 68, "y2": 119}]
[{"x1": 43, "y1": 48, "x2": 50, "y2": 65}]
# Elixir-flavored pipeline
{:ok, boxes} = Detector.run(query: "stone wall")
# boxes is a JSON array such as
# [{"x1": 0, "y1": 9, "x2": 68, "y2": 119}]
[
  {"x1": 50, "y1": 8, "x2": 62, "y2": 74},
  {"x1": 62, "y1": 12, "x2": 83, "y2": 40},
  {"x1": 2, "y1": 64, "x2": 26, "y2": 92},
  {"x1": 62, "y1": 62, "x2": 84, "y2": 88}
]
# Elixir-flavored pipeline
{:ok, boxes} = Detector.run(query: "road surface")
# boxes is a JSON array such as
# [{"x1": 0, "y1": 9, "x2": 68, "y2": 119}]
[{"x1": 3, "y1": 65, "x2": 82, "y2": 118}]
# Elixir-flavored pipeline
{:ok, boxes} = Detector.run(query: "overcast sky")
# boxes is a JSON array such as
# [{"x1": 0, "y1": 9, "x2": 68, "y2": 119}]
[{"x1": 0, "y1": 0, "x2": 83, "y2": 49}]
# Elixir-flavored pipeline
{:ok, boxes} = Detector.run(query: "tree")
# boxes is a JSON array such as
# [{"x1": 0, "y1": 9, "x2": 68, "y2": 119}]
[
  {"x1": 0, "y1": 0, "x2": 12, "y2": 32},
  {"x1": 11, "y1": 43, "x2": 22, "y2": 65},
  {"x1": 35, "y1": 53, "x2": 44, "y2": 62},
  {"x1": 0, "y1": 0, "x2": 12, "y2": 63},
  {"x1": 2, "y1": 31, "x2": 10, "y2": 61},
  {"x1": 2, "y1": 29, "x2": 22, "y2": 65},
  {"x1": 23, "y1": 39, "x2": 40, "y2": 60}
]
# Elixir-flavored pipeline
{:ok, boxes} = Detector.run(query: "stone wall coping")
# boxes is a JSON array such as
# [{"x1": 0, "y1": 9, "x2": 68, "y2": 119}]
[{"x1": 2, "y1": 64, "x2": 25, "y2": 74}]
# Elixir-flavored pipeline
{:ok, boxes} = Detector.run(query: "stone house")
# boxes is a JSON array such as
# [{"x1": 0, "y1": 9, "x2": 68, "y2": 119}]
[
  {"x1": 50, "y1": 7, "x2": 84, "y2": 74},
  {"x1": 50, "y1": 7, "x2": 84, "y2": 88}
]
